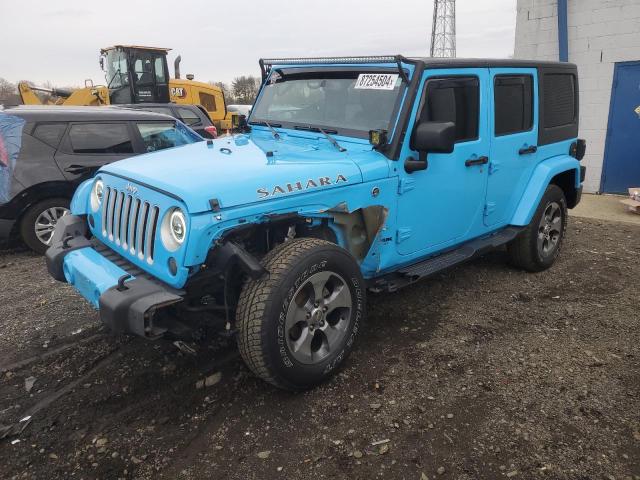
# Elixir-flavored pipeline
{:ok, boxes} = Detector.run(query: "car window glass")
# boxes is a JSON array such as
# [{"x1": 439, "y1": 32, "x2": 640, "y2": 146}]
[
  {"x1": 145, "y1": 106, "x2": 174, "y2": 116},
  {"x1": 33, "y1": 123, "x2": 66, "y2": 148},
  {"x1": 494, "y1": 75, "x2": 533, "y2": 135},
  {"x1": 420, "y1": 77, "x2": 479, "y2": 142},
  {"x1": 154, "y1": 57, "x2": 166, "y2": 83},
  {"x1": 69, "y1": 123, "x2": 133, "y2": 154},
  {"x1": 198, "y1": 93, "x2": 217, "y2": 112},
  {"x1": 177, "y1": 107, "x2": 200, "y2": 126},
  {"x1": 136, "y1": 121, "x2": 199, "y2": 152},
  {"x1": 543, "y1": 73, "x2": 576, "y2": 127}
]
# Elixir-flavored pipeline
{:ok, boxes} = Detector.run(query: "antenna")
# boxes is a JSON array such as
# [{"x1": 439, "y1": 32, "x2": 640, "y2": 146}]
[{"x1": 430, "y1": 0, "x2": 456, "y2": 58}]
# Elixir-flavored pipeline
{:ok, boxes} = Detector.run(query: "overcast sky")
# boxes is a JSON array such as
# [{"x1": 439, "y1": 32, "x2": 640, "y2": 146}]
[{"x1": 0, "y1": 0, "x2": 516, "y2": 87}]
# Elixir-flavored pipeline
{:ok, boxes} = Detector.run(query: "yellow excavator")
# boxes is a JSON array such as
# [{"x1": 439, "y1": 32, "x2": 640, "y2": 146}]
[{"x1": 19, "y1": 45, "x2": 236, "y2": 131}]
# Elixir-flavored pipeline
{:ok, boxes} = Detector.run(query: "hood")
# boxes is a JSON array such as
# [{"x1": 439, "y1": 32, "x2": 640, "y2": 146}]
[{"x1": 101, "y1": 131, "x2": 383, "y2": 213}]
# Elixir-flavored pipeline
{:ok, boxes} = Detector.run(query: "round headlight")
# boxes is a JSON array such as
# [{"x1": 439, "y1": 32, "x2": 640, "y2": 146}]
[
  {"x1": 161, "y1": 208, "x2": 187, "y2": 252},
  {"x1": 169, "y1": 210, "x2": 186, "y2": 244},
  {"x1": 90, "y1": 179, "x2": 104, "y2": 212}
]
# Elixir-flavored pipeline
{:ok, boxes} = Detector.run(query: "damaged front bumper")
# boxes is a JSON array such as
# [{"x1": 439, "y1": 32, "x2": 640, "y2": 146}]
[{"x1": 45, "y1": 215, "x2": 184, "y2": 339}]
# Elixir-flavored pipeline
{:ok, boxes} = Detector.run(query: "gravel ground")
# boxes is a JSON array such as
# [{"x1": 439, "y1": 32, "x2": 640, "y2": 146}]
[{"x1": 0, "y1": 217, "x2": 638, "y2": 480}]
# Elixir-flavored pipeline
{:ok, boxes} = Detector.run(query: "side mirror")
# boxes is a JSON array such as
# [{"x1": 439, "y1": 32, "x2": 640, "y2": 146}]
[{"x1": 405, "y1": 121, "x2": 456, "y2": 173}]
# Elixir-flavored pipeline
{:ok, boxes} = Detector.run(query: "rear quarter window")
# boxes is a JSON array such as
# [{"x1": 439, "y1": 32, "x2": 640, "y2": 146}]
[
  {"x1": 543, "y1": 73, "x2": 576, "y2": 127},
  {"x1": 177, "y1": 107, "x2": 201, "y2": 127},
  {"x1": 32, "y1": 122, "x2": 67, "y2": 148},
  {"x1": 538, "y1": 68, "x2": 579, "y2": 145}
]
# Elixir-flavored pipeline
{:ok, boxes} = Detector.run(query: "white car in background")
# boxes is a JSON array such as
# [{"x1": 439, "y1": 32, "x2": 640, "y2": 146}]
[{"x1": 227, "y1": 104, "x2": 252, "y2": 117}]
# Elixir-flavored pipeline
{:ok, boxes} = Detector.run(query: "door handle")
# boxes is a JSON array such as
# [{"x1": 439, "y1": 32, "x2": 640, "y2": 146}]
[
  {"x1": 519, "y1": 145, "x2": 537, "y2": 155},
  {"x1": 64, "y1": 164, "x2": 92, "y2": 174},
  {"x1": 465, "y1": 156, "x2": 489, "y2": 167}
]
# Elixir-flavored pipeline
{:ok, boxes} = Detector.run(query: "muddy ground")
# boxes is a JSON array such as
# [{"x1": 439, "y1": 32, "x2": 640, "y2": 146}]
[{"x1": 0, "y1": 217, "x2": 639, "y2": 480}]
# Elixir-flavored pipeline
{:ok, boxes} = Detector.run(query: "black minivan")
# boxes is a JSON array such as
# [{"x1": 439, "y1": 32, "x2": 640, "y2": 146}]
[{"x1": 0, "y1": 105, "x2": 202, "y2": 253}]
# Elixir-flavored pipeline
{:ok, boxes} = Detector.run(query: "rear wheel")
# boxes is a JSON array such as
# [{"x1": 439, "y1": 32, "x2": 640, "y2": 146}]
[
  {"x1": 19, "y1": 198, "x2": 70, "y2": 254},
  {"x1": 508, "y1": 184, "x2": 567, "y2": 272},
  {"x1": 236, "y1": 238, "x2": 365, "y2": 390}
]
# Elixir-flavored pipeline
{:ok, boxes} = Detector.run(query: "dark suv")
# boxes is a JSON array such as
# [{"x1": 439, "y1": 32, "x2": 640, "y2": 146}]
[
  {"x1": 0, "y1": 105, "x2": 202, "y2": 253},
  {"x1": 116, "y1": 103, "x2": 218, "y2": 138}
]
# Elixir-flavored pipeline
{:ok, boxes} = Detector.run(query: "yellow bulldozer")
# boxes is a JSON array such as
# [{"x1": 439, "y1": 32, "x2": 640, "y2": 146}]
[{"x1": 19, "y1": 45, "x2": 237, "y2": 131}]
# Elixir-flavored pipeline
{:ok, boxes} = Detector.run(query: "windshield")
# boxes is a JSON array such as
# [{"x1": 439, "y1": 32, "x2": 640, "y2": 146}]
[
  {"x1": 104, "y1": 49, "x2": 129, "y2": 89},
  {"x1": 250, "y1": 70, "x2": 405, "y2": 138},
  {"x1": 136, "y1": 121, "x2": 202, "y2": 153}
]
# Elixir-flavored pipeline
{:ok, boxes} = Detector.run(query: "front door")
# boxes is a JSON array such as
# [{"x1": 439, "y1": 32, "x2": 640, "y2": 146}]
[
  {"x1": 396, "y1": 69, "x2": 490, "y2": 256},
  {"x1": 484, "y1": 68, "x2": 538, "y2": 226},
  {"x1": 54, "y1": 122, "x2": 136, "y2": 182},
  {"x1": 601, "y1": 61, "x2": 640, "y2": 193}
]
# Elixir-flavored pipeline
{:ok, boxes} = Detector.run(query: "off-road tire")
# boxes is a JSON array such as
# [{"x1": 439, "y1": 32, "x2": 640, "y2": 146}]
[
  {"x1": 508, "y1": 184, "x2": 567, "y2": 272},
  {"x1": 19, "y1": 197, "x2": 70, "y2": 255},
  {"x1": 236, "y1": 238, "x2": 366, "y2": 391}
]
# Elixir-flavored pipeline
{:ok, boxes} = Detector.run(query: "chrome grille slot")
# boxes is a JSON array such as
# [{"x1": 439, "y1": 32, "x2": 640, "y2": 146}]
[
  {"x1": 136, "y1": 201, "x2": 149, "y2": 260},
  {"x1": 129, "y1": 198, "x2": 141, "y2": 255},
  {"x1": 120, "y1": 195, "x2": 132, "y2": 249},
  {"x1": 106, "y1": 189, "x2": 117, "y2": 240},
  {"x1": 98, "y1": 185, "x2": 159, "y2": 265},
  {"x1": 145, "y1": 206, "x2": 159, "y2": 264},
  {"x1": 101, "y1": 187, "x2": 111, "y2": 236},
  {"x1": 113, "y1": 191, "x2": 124, "y2": 245}
]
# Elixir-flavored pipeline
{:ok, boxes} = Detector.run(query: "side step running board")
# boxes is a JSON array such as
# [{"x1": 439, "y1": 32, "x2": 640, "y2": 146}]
[{"x1": 370, "y1": 227, "x2": 522, "y2": 292}]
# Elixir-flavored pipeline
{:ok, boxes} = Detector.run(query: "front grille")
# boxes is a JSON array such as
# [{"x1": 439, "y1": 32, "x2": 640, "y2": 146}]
[{"x1": 100, "y1": 187, "x2": 159, "y2": 264}]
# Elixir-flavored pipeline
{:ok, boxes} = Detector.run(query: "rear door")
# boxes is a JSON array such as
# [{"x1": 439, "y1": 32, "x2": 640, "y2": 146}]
[
  {"x1": 54, "y1": 122, "x2": 136, "y2": 181},
  {"x1": 484, "y1": 68, "x2": 538, "y2": 226}
]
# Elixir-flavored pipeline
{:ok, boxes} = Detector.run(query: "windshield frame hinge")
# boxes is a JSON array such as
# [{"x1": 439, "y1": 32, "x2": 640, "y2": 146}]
[{"x1": 394, "y1": 55, "x2": 409, "y2": 84}]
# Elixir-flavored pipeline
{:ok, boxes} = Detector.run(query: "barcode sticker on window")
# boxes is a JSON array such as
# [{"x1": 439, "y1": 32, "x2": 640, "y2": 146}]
[{"x1": 354, "y1": 74, "x2": 399, "y2": 90}]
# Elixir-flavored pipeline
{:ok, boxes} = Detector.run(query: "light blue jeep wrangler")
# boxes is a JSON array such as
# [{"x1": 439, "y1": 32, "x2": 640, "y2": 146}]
[{"x1": 46, "y1": 56, "x2": 586, "y2": 390}]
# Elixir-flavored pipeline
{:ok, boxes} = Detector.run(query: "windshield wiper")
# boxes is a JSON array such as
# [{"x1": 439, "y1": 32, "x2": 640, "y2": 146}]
[
  {"x1": 293, "y1": 125, "x2": 346, "y2": 152},
  {"x1": 249, "y1": 120, "x2": 281, "y2": 140}
]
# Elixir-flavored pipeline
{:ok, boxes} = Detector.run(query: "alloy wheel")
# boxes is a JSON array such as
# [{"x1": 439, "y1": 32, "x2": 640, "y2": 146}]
[
  {"x1": 285, "y1": 271, "x2": 353, "y2": 365},
  {"x1": 34, "y1": 207, "x2": 69, "y2": 245}
]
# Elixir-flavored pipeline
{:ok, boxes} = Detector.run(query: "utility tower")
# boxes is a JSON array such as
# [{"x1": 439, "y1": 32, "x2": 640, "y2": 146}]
[{"x1": 430, "y1": 0, "x2": 456, "y2": 58}]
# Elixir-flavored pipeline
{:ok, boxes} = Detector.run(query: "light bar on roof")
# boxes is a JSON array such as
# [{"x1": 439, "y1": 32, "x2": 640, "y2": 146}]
[
  {"x1": 260, "y1": 56, "x2": 401, "y2": 66},
  {"x1": 258, "y1": 55, "x2": 412, "y2": 83}
]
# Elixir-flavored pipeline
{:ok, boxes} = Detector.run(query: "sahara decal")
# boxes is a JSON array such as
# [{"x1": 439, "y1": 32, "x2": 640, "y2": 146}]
[{"x1": 257, "y1": 174, "x2": 348, "y2": 199}]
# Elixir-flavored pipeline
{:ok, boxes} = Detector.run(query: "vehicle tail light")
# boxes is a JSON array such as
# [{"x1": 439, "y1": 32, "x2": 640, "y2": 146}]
[{"x1": 204, "y1": 125, "x2": 218, "y2": 138}]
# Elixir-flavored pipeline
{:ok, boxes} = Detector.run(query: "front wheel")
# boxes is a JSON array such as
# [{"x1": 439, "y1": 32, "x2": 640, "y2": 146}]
[
  {"x1": 236, "y1": 238, "x2": 366, "y2": 390},
  {"x1": 19, "y1": 198, "x2": 70, "y2": 254},
  {"x1": 508, "y1": 184, "x2": 567, "y2": 272}
]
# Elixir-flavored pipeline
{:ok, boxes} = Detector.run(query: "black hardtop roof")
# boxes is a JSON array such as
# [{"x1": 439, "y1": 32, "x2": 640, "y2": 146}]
[
  {"x1": 410, "y1": 57, "x2": 576, "y2": 69},
  {"x1": 3, "y1": 105, "x2": 175, "y2": 122},
  {"x1": 260, "y1": 55, "x2": 576, "y2": 70}
]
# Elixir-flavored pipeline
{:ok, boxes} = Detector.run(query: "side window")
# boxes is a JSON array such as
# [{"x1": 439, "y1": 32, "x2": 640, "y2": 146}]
[
  {"x1": 32, "y1": 123, "x2": 67, "y2": 148},
  {"x1": 135, "y1": 121, "x2": 198, "y2": 152},
  {"x1": 69, "y1": 123, "x2": 134, "y2": 154},
  {"x1": 494, "y1": 75, "x2": 533, "y2": 135},
  {"x1": 145, "y1": 106, "x2": 174, "y2": 117},
  {"x1": 543, "y1": 73, "x2": 576, "y2": 127},
  {"x1": 177, "y1": 107, "x2": 200, "y2": 127},
  {"x1": 198, "y1": 92, "x2": 217, "y2": 112},
  {"x1": 154, "y1": 57, "x2": 166, "y2": 83},
  {"x1": 420, "y1": 77, "x2": 479, "y2": 142}
]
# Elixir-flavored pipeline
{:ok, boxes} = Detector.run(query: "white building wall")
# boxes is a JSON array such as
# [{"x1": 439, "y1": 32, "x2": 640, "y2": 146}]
[{"x1": 515, "y1": 0, "x2": 640, "y2": 193}]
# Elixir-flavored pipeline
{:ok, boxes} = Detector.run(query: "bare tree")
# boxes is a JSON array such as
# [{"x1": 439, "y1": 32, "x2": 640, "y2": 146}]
[
  {"x1": 210, "y1": 81, "x2": 234, "y2": 104},
  {"x1": 231, "y1": 76, "x2": 261, "y2": 105},
  {"x1": 0, "y1": 78, "x2": 19, "y2": 106}
]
